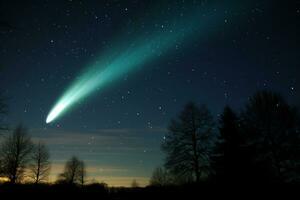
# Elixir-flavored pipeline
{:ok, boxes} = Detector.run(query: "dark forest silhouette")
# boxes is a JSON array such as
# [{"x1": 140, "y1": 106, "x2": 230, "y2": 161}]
[
  {"x1": 0, "y1": 90, "x2": 299, "y2": 196},
  {"x1": 154, "y1": 91, "x2": 300, "y2": 185}
]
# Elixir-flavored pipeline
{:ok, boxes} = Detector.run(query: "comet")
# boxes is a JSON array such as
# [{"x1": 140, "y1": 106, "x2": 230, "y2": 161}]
[{"x1": 46, "y1": 5, "x2": 225, "y2": 123}]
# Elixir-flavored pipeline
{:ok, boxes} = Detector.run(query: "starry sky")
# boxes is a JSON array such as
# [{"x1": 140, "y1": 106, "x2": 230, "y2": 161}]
[{"x1": 0, "y1": 0, "x2": 299, "y2": 186}]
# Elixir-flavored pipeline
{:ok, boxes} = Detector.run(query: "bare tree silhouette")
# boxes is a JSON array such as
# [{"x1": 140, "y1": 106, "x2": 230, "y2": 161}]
[
  {"x1": 58, "y1": 156, "x2": 86, "y2": 185},
  {"x1": 78, "y1": 160, "x2": 86, "y2": 186},
  {"x1": 150, "y1": 167, "x2": 173, "y2": 186},
  {"x1": 131, "y1": 179, "x2": 139, "y2": 188},
  {"x1": 0, "y1": 125, "x2": 33, "y2": 183},
  {"x1": 162, "y1": 102, "x2": 214, "y2": 183},
  {"x1": 28, "y1": 141, "x2": 51, "y2": 184}
]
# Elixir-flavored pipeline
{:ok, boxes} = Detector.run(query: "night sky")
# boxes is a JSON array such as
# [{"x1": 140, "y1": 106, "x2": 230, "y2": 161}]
[{"x1": 0, "y1": 0, "x2": 299, "y2": 186}]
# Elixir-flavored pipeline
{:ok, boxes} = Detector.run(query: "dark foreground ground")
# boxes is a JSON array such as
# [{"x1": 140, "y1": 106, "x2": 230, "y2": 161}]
[{"x1": 0, "y1": 182, "x2": 298, "y2": 199}]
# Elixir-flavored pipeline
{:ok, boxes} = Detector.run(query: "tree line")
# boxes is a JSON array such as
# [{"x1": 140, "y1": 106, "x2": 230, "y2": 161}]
[
  {"x1": 150, "y1": 90, "x2": 300, "y2": 186},
  {"x1": 0, "y1": 125, "x2": 86, "y2": 185},
  {"x1": 0, "y1": 90, "x2": 299, "y2": 186}
]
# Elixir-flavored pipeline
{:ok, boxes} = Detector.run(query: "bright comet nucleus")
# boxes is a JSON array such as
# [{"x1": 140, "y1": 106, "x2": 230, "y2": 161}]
[{"x1": 46, "y1": 103, "x2": 67, "y2": 123}]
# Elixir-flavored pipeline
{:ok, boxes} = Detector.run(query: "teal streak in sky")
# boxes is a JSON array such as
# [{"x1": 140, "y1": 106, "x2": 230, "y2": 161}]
[{"x1": 46, "y1": 6, "x2": 223, "y2": 123}]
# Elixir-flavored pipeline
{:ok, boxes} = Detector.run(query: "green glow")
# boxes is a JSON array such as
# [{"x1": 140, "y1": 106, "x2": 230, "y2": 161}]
[{"x1": 46, "y1": 7, "x2": 222, "y2": 123}]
